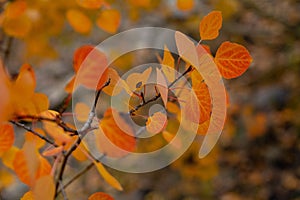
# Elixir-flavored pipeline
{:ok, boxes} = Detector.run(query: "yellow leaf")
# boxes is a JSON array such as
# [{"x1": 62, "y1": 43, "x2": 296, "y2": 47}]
[
  {"x1": 176, "y1": 0, "x2": 194, "y2": 11},
  {"x1": 3, "y1": 16, "x2": 31, "y2": 38},
  {"x1": 94, "y1": 161, "x2": 123, "y2": 191},
  {"x1": 96, "y1": 9, "x2": 121, "y2": 34},
  {"x1": 33, "y1": 175, "x2": 55, "y2": 200},
  {"x1": 156, "y1": 68, "x2": 168, "y2": 107},
  {"x1": 75, "y1": 102, "x2": 90, "y2": 122},
  {"x1": 76, "y1": 0, "x2": 103, "y2": 9},
  {"x1": 1, "y1": 146, "x2": 19, "y2": 169},
  {"x1": 20, "y1": 191, "x2": 34, "y2": 200},
  {"x1": 161, "y1": 45, "x2": 175, "y2": 83}
]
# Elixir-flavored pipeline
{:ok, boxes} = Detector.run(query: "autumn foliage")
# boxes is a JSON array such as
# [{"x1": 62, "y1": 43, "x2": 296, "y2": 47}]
[{"x1": 0, "y1": 2, "x2": 252, "y2": 199}]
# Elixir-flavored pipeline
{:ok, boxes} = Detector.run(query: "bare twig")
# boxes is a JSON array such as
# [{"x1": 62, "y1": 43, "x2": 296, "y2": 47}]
[
  {"x1": 129, "y1": 65, "x2": 193, "y2": 115},
  {"x1": 10, "y1": 120, "x2": 58, "y2": 147},
  {"x1": 54, "y1": 79, "x2": 110, "y2": 198}
]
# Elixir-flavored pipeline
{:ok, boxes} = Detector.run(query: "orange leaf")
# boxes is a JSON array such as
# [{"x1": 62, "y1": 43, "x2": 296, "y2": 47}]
[
  {"x1": 13, "y1": 142, "x2": 39, "y2": 186},
  {"x1": 197, "y1": 119, "x2": 210, "y2": 135},
  {"x1": 95, "y1": 108, "x2": 136, "y2": 157},
  {"x1": 166, "y1": 102, "x2": 180, "y2": 114},
  {"x1": 93, "y1": 161, "x2": 123, "y2": 191},
  {"x1": 32, "y1": 175, "x2": 55, "y2": 200},
  {"x1": 0, "y1": 123, "x2": 14, "y2": 154},
  {"x1": 146, "y1": 112, "x2": 167, "y2": 135},
  {"x1": 214, "y1": 41, "x2": 253, "y2": 79},
  {"x1": 0, "y1": 61, "x2": 11, "y2": 122},
  {"x1": 199, "y1": 11, "x2": 222, "y2": 40},
  {"x1": 74, "y1": 46, "x2": 109, "y2": 90},
  {"x1": 42, "y1": 146, "x2": 64, "y2": 157},
  {"x1": 176, "y1": 0, "x2": 194, "y2": 11},
  {"x1": 66, "y1": 9, "x2": 92, "y2": 34},
  {"x1": 3, "y1": 16, "x2": 31, "y2": 38},
  {"x1": 1, "y1": 146, "x2": 19, "y2": 169},
  {"x1": 5, "y1": 0, "x2": 27, "y2": 19},
  {"x1": 96, "y1": 9, "x2": 121, "y2": 34},
  {"x1": 191, "y1": 71, "x2": 212, "y2": 123},
  {"x1": 88, "y1": 192, "x2": 114, "y2": 200},
  {"x1": 76, "y1": 0, "x2": 103, "y2": 9},
  {"x1": 43, "y1": 122, "x2": 72, "y2": 146}
]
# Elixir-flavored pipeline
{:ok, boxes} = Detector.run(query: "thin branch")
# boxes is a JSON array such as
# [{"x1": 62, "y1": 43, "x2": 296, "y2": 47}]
[
  {"x1": 16, "y1": 115, "x2": 78, "y2": 135},
  {"x1": 54, "y1": 79, "x2": 110, "y2": 198},
  {"x1": 129, "y1": 65, "x2": 193, "y2": 115},
  {"x1": 59, "y1": 180, "x2": 68, "y2": 200},
  {"x1": 10, "y1": 120, "x2": 58, "y2": 147}
]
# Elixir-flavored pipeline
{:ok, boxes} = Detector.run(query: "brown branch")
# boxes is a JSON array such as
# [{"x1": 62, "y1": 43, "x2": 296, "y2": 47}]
[
  {"x1": 129, "y1": 65, "x2": 193, "y2": 115},
  {"x1": 54, "y1": 79, "x2": 110, "y2": 198},
  {"x1": 10, "y1": 120, "x2": 58, "y2": 147}
]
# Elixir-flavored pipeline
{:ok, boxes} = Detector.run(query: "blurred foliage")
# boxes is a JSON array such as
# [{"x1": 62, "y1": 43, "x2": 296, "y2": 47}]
[{"x1": 1, "y1": 0, "x2": 300, "y2": 199}]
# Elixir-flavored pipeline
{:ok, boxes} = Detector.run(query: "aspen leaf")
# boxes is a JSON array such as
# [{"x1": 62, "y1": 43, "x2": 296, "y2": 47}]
[
  {"x1": 102, "y1": 68, "x2": 122, "y2": 96},
  {"x1": 88, "y1": 192, "x2": 114, "y2": 200},
  {"x1": 0, "y1": 169, "x2": 14, "y2": 188},
  {"x1": 156, "y1": 68, "x2": 168, "y2": 107},
  {"x1": 73, "y1": 46, "x2": 109, "y2": 90},
  {"x1": 214, "y1": 41, "x2": 253, "y2": 79},
  {"x1": 93, "y1": 161, "x2": 123, "y2": 191},
  {"x1": 191, "y1": 71, "x2": 212, "y2": 123},
  {"x1": 25, "y1": 128, "x2": 46, "y2": 149},
  {"x1": 71, "y1": 142, "x2": 88, "y2": 161},
  {"x1": 5, "y1": 0, "x2": 27, "y2": 19},
  {"x1": 125, "y1": 67, "x2": 152, "y2": 93},
  {"x1": 66, "y1": 9, "x2": 92, "y2": 34},
  {"x1": 20, "y1": 191, "x2": 34, "y2": 200},
  {"x1": 95, "y1": 108, "x2": 136, "y2": 157},
  {"x1": 161, "y1": 45, "x2": 175, "y2": 83},
  {"x1": 199, "y1": 11, "x2": 222, "y2": 40},
  {"x1": 197, "y1": 119, "x2": 210, "y2": 135},
  {"x1": 32, "y1": 175, "x2": 55, "y2": 200},
  {"x1": 0, "y1": 60, "x2": 11, "y2": 122},
  {"x1": 13, "y1": 143, "x2": 39, "y2": 186},
  {"x1": 3, "y1": 16, "x2": 31, "y2": 38},
  {"x1": 146, "y1": 112, "x2": 167, "y2": 135},
  {"x1": 75, "y1": 102, "x2": 90, "y2": 122},
  {"x1": 76, "y1": 0, "x2": 103, "y2": 9},
  {"x1": 176, "y1": 0, "x2": 194, "y2": 11},
  {"x1": 0, "y1": 123, "x2": 14, "y2": 154},
  {"x1": 166, "y1": 102, "x2": 180, "y2": 114},
  {"x1": 1, "y1": 146, "x2": 19, "y2": 169},
  {"x1": 96, "y1": 9, "x2": 121, "y2": 34},
  {"x1": 175, "y1": 31, "x2": 199, "y2": 68},
  {"x1": 42, "y1": 146, "x2": 64, "y2": 157}
]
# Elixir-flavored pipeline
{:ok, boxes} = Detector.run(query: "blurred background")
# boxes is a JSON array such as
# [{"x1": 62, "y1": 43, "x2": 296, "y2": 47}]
[{"x1": 1, "y1": 0, "x2": 300, "y2": 199}]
